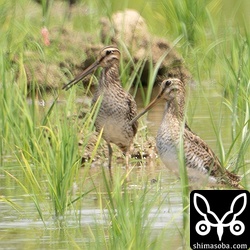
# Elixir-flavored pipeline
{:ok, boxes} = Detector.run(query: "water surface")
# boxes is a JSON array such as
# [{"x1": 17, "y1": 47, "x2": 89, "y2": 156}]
[{"x1": 0, "y1": 83, "x2": 249, "y2": 249}]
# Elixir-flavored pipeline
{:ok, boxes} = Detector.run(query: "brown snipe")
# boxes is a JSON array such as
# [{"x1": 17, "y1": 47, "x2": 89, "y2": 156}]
[
  {"x1": 63, "y1": 46, "x2": 138, "y2": 174},
  {"x1": 131, "y1": 78, "x2": 243, "y2": 189}
]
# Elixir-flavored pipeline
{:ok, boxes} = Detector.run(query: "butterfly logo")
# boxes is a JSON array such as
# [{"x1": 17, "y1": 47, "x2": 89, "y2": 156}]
[{"x1": 193, "y1": 193, "x2": 247, "y2": 241}]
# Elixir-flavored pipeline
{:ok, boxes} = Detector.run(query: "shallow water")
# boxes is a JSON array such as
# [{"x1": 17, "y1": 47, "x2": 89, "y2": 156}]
[
  {"x1": 0, "y1": 163, "x2": 183, "y2": 249},
  {"x1": 0, "y1": 83, "x2": 249, "y2": 249}
]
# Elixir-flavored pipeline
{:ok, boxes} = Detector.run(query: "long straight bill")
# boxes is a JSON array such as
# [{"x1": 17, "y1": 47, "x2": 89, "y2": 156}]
[
  {"x1": 62, "y1": 61, "x2": 99, "y2": 91},
  {"x1": 129, "y1": 87, "x2": 166, "y2": 125}
]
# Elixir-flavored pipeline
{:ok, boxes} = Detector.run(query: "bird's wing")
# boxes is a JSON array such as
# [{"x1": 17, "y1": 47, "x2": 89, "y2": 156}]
[
  {"x1": 126, "y1": 93, "x2": 138, "y2": 136},
  {"x1": 183, "y1": 128, "x2": 225, "y2": 178},
  {"x1": 183, "y1": 128, "x2": 242, "y2": 188}
]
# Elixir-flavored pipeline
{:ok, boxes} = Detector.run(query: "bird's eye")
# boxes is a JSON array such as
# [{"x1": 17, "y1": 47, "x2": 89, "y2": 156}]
[
  {"x1": 106, "y1": 50, "x2": 112, "y2": 55},
  {"x1": 165, "y1": 80, "x2": 172, "y2": 86}
]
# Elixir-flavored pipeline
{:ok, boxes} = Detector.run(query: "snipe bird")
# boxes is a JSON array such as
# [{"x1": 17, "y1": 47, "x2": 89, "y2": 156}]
[
  {"x1": 63, "y1": 46, "x2": 138, "y2": 173},
  {"x1": 130, "y1": 78, "x2": 242, "y2": 189}
]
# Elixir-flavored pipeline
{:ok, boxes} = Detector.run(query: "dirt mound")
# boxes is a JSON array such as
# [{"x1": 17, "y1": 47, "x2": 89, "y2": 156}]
[
  {"x1": 17, "y1": 9, "x2": 191, "y2": 90},
  {"x1": 100, "y1": 9, "x2": 191, "y2": 85}
]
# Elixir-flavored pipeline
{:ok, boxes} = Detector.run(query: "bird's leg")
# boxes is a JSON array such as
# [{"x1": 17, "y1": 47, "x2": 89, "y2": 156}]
[
  {"x1": 107, "y1": 143, "x2": 113, "y2": 179},
  {"x1": 124, "y1": 150, "x2": 131, "y2": 183},
  {"x1": 125, "y1": 150, "x2": 130, "y2": 171}
]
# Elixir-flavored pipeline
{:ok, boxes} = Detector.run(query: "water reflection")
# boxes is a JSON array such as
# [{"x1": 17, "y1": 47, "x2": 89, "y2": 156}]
[
  {"x1": 0, "y1": 164, "x2": 184, "y2": 249},
  {"x1": 1, "y1": 83, "x2": 249, "y2": 249}
]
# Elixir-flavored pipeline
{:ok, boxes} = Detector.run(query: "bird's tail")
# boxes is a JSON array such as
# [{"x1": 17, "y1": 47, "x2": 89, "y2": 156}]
[{"x1": 225, "y1": 170, "x2": 244, "y2": 190}]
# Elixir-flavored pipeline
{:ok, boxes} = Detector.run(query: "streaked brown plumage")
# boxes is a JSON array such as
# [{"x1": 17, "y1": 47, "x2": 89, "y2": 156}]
[
  {"x1": 131, "y1": 78, "x2": 242, "y2": 189},
  {"x1": 63, "y1": 46, "x2": 138, "y2": 173}
]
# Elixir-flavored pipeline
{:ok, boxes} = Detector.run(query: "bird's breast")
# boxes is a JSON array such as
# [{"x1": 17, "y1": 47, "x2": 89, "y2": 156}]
[
  {"x1": 156, "y1": 127, "x2": 179, "y2": 172},
  {"x1": 94, "y1": 95, "x2": 135, "y2": 147}
]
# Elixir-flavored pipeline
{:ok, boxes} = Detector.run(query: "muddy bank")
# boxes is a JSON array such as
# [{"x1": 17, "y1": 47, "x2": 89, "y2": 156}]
[{"x1": 13, "y1": 7, "x2": 191, "y2": 91}]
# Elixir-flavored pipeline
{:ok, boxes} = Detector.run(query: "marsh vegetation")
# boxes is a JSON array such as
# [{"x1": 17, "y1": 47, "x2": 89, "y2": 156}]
[{"x1": 0, "y1": 0, "x2": 250, "y2": 249}]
